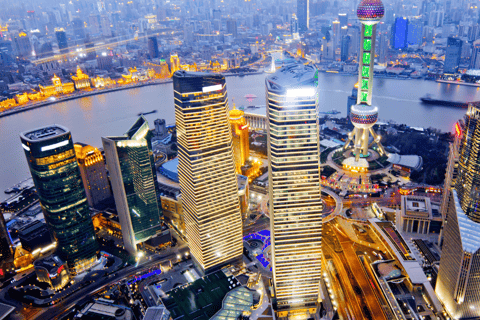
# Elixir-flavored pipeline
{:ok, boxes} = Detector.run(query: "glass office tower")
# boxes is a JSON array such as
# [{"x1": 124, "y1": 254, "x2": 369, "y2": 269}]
[
  {"x1": 173, "y1": 70, "x2": 243, "y2": 274},
  {"x1": 20, "y1": 125, "x2": 99, "y2": 274},
  {"x1": 102, "y1": 116, "x2": 163, "y2": 256},
  {"x1": 266, "y1": 64, "x2": 323, "y2": 317},
  {"x1": 436, "y1": 102, "x2": 480, "y2": 319}
]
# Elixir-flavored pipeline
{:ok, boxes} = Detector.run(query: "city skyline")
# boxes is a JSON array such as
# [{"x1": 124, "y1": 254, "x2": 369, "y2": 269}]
[{"x1": 3, "y1": 0, "x2": 480, "y2": 319}]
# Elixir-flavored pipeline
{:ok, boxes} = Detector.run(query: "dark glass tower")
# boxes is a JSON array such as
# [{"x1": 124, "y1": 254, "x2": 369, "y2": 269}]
[
  {"x1": 297, "y1": 0, "x2": 309, "y2": 32},
  {"x1": 102, "y1": 117, "x2": 163, "y2": 256},
  {"x1": 55, "y1": 29, "x2": 68, "y2": 54},
  {"x1": 20, "y1": 125, "x2": 99, "y2": 275}
]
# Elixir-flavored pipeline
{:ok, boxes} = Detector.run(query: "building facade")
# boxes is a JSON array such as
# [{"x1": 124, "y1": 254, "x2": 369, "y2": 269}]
[
  {"x1": 266, "y1": 64, "x2": 322, "y2": 317},
  {"x1": 297, "y1": 0, "x2": 309, "y2": 32},
  {"x1": 229, "y1": 107, "x2": 249, "y2": 174},
  {"x1": 0, "y1": 211, "x2": 14, "y2": 279},
  {"x1": 444, "y1": 37, "x2": 463, "y2": 74},
  {"x1": 102, "y1": 117, "x2": 163, "y2": 256},
  {"x1": 55, "y1": 29, "x2": 68, "y2": 54},
  {"x1": 20, "y1": 125, "x2": 99, "y2": 274},
  {"x1": 34, "y1": 256, "x2": 70, "y2": 290},
  {"x1": 173, "y1": 70, "x2": 243, "y2": 274},
  {"x1": 74, "y1": 143, "x2": 112, "y2": 209}
]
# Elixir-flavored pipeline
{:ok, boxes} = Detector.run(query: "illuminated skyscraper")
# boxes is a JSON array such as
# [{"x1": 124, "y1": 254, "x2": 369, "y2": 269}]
[
  {"x1": 14, "y1": 31, "x2": 32, "y2": 57},
  {"x1": 20, "y1": 125, "x2": 99, "y2": 274},
  {"x1": 74, "y1": 143, "x2": 112, "y2": 209},
  {"x1": 436, "y1": 102, "x2": 480, "y2": 319},
  {"x1": 229, "y1": 106, "x2": 249, "y2": 174},
  {"x1": 102, "y1": 117, "x2": 163, "y2": 256},
  {"x1": 343, "y1": 0, "x2": 386, "y2": 163},
  {"x1": 266, "y1": 64, "x2": 322, "y2": 317},
  {"x1": 297, "y1": 0, "x2": 309, "y2": 32},
  {"x1": 173, "y1": 71, "x2": 243, "y2": 274},
  {"x1": 444, "y1": 37, "x2": 463, "y2": 74}
]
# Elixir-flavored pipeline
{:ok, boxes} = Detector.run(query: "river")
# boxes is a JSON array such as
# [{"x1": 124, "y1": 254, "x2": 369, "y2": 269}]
[{"x1": 1, "y1": 72, "x2": 477, "y2": 199}]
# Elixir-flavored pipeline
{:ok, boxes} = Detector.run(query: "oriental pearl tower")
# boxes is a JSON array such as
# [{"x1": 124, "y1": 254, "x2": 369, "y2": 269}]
[{"x1": 343, "y1": 0, "x2": 386, "y2": 164}]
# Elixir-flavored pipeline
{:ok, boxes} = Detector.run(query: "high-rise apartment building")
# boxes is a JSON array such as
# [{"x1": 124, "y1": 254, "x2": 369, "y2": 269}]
[
  {"x1": 102, "y1": 117, "x2": 163, "y2": 256},
  {"x1": 55, "y1": 28, "x2": 68, "y2": 54},
  {"x1": 226, "y1": 18, "x2": 238, "y2": 38},
  {"x1": 297, "y1": 0, "x2": 309, "y2": 32},
  {"x1": 266, "y1": 64, "x2": 322, "y2": 317},
  {"x1": 14, "y1": 31, "x2": 32, "y2": 57},
  {"x1": 444, "y1": 37, "x2": 462, "y2": 74},
  {"x1": 228, "y1": 107, "x2": 249, "y2": 174},
  {"x1": 436, "y1": 102, "x2": 480, "y2": 319},
  {"x1": 74, "y1": 143, "x2": 112, "y2": 209},
  {"x1": 20, "y1": 125, "x2": 99, "y2": 274},
  {"x1": 173, "y1": 70, "x2": 243, "y2": 274},
  {"x1": 407, "y1": 17, "x2": 423, "y2": 46}
]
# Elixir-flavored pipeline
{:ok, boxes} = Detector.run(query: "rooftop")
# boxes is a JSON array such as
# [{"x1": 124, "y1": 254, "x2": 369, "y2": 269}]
[
  {"x1": 266, "y1": 63, "x2": 317, "y2": 93},
  {"x1": 21, "y1": 125, "x2": 68, "y2": 142},
  {"x1": 162, "y1": 270, "x2": 243, "y2": 320},
  {"x1": 387, "y1": 153, "x2": 423, "y2": 171},
  {"x1": 0, "y1": 302, "x2": 15, "y2": 320}
]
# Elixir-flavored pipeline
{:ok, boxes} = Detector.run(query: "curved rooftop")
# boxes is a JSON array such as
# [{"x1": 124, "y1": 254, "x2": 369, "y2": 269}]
[{"x1": 387, "y1": 153, "x2": 423, "y2": 171}]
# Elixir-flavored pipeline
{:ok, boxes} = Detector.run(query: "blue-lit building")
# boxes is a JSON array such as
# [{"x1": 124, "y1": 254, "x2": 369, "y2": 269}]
[
  {"x1": 159, "y1": 158, "x2": 179, "y2": 183},
  {"x1": 392, "y1": 17, "x2": 408, "y2": 49}
]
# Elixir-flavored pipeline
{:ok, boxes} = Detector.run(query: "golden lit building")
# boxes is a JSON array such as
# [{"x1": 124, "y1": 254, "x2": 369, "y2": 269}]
[
  {"x1": 72, "y1": 66, "x2": 91, "y2": 90},
  {"x1": 0, "y1": 98, "x2": 17, "y2": 111},
  {"x1": 170, "y1": 54, "x2": 180, "y2": 74},
  {"x1": 39, "y1": 74, "x2": 75, "y2": 97},
  {"x1": 266, "y1": 64, "x2": 322, "y2": 318},
  {"x1": 145, "y1": 61, "x2": 171, "y2": 78},
  {"x1": 14, "y1": 92, "x2": 29, "y2": 104},
  {"x1": 229, "y1": 106, "x2": 250, "y2": 174},
  {"x1": 173, "y1": 71, "x2": 243, "y2": 274},
  {"x1": 91, "y1": 75, "x2": 115, "y2": 88},
  {"x1": 74, "y1": 143, "x2": 112, "y2": 208}
]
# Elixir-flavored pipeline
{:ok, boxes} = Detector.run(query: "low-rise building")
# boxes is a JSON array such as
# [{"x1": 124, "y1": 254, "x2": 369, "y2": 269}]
[
  {"x1": 400, "y1": 196, "x2": 442, "y2": 235},
  {"x1": 34, "y1": 256, "x2": 70, "y2": 290}
]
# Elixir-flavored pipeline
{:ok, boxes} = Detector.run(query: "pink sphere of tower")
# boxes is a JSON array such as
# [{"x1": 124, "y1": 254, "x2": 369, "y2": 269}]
[{"x1": 357, "y1": 0, "x2": 385, "y2": 23}]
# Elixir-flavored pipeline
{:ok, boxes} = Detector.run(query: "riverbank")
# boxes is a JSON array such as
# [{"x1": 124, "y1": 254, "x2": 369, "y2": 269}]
[
  {"x1": 0, "y1": 71, "x2": 265, "y2": 119},
  {"x1": 436, "y1": 79, "x2": 480, "y2": 87}
]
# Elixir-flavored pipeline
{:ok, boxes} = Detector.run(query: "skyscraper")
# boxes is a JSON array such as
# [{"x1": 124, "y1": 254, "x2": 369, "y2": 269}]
[
  {"x1": 102, "y1": 117, "x2": 163, "y2": 256},
  {"x1": 148, "y1": 36, "x2": 159, "y2": 59},
  {"x1": 14, "y1": 31, "x2": 32, "y2": 57},
  {"x1": 470, "y1": 39, "x2": 480, "y2": 69},
  {"x1": 229, "y1": 107, "x2": 249, "y2": 174},
  {"x1": 392, "y1": 17, "x2": 408, "y2": 49},
  {"x1": 407, "y1": 17, "x2": 423, "y2": 46},
  {"x1": 266, "y1": 64, "x2": 322, "y2": 317},
  {"x1": 0, "y1": 211, "x2": 14, "y2": 279},
  {"x1": 436, "y1": 103, "x2": 480, "y2": 319},
  {"x1": 173, "y1": 71, "x2": 243, "y2": 274},
  {"x1": 343, "y1": 0, "x2": 386, "y2": 163},
  {"x1": 55, "y1": 28, "x2": 68, "y2": 54},
  {"x1": 74, "y1": 143, "x2": 112, "y2": 209},
  {"x1": 444, "y1": 37, "x2": 463, "y2": 74},
  {"x1": 297, "y1": 0, "x2": 309, "y2": 32},
  {"x1": 20, "y1": 125, "x2": 99, "y2": 274},
  {"x1": 227, "y1": 18, "x2": 238, "y2": 38}
]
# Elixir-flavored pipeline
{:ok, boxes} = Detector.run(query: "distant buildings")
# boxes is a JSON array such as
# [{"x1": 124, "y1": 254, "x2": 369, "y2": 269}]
[
  {"x1": 173, "y1": 70, "x2": 243, "y2": 274},
  {"x1": 74, "y1": 143, "x2": 112, "y2": 209},
  {"x1": 266, "y1": 64, "x2": 322, "y2": 317},
  {"x1": 470, "y1": 39, "x2": 480, "y2": 70},
  {"x1": 436, "y1": 102, "x2": 480, "y2": 319},
  {"x1": 102, "y1": 116, "x2": 163, "y2": 256},
  {"x1": 444, "y1": 37, "x2": 462, "y2": 74},
  {"x1": 20, "y1": 125, "x2": 99, "y2": 274},
  {"x1": 226, "y1": 18, "x2": 238, "y2": 38},
  {"x1": 297, "y1": 0, "x2": 309, "y2": 32},
  {"x1": 407, "y1": 17, "x2": 423, "y2": 46}
]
